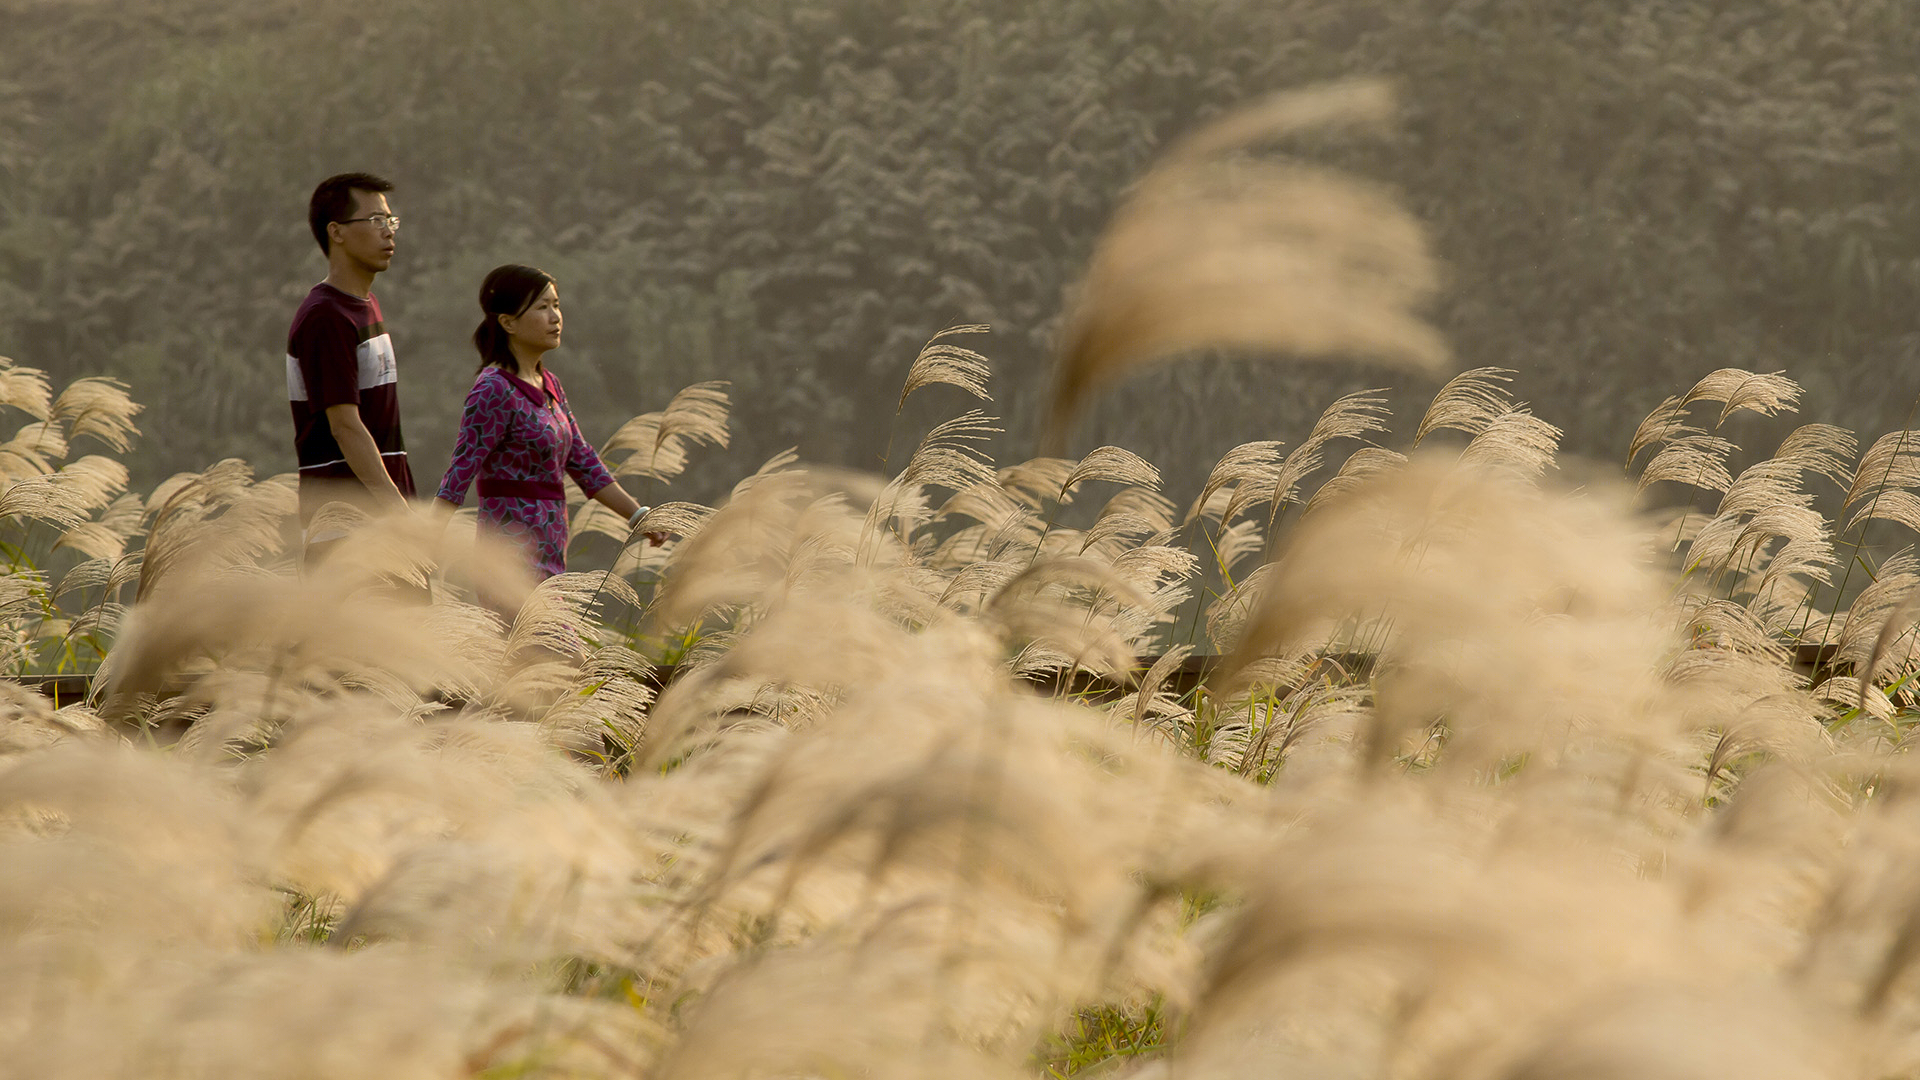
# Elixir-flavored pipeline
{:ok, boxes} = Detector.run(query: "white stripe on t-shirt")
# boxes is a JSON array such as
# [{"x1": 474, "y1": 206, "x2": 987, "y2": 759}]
[
  {"x1": 286, "y1": 332, "x2": 398, "y2": 402},
  {"x1": 297, "y1": 450, "x2": 410, "y2": 472}
]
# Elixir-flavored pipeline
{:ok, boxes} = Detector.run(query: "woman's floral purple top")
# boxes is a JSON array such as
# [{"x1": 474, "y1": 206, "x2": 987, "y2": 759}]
[{"x1": 435, "y1": 366, "x2": 615, "y2": 579}]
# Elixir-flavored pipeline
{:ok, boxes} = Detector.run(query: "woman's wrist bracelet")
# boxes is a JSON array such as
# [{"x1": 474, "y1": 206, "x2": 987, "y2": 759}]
[{"x1": 627, "y1": 505, "x2": 651, "y2": 529}]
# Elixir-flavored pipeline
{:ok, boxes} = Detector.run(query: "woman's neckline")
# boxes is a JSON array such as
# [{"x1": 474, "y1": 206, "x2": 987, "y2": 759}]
[{"x1": 493, "y1": 364, "x2": 554, "y2": 406}]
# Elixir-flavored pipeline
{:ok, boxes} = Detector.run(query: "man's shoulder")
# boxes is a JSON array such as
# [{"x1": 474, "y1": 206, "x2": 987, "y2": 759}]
[
  {"x1": 291, "y1": 282, "x2": 379, "y2": 329},
  {"x1": 289, "y1": 284, "x2": 393, "y2": 369},
  {"x1": 290, "y1": 283, "x2": 344, "y2": 331}
]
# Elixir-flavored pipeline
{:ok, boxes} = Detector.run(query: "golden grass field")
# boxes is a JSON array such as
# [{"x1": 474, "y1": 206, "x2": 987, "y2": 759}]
[{"x1": 4, "y1": 83, "x2": 1920, "y2": 1080}]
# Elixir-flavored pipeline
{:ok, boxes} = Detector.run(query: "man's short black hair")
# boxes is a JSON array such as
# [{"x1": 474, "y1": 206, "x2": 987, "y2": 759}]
[{"x1": 308, "y1": 173, "x2": 394, "y2": 254}]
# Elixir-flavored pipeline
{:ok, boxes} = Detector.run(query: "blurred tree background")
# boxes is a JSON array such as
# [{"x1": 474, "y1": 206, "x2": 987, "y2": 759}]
[{"x1": 1, "y1": 0, "x2": 1915, "y2": 504}]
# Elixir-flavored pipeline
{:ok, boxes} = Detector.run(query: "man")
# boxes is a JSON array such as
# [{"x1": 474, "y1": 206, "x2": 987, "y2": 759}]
[{"x1": 286, "y1": 173, "x2": 415, "y2": 561}]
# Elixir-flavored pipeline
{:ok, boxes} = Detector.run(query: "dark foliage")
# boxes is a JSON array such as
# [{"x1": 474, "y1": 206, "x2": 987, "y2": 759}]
[{"x1": 2, "y1": 0, "x2": 1915, "y2": 502}]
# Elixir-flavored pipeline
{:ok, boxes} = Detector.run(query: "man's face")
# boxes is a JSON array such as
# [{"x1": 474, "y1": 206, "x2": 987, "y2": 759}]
[{"x1": 330, "y1": 189, "x2": 396, "y2": 273}]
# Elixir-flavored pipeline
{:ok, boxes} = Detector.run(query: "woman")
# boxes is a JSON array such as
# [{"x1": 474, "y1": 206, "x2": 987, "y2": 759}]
[{"x1": 434, "y1": 264, "x2": 656, "y2": 582}]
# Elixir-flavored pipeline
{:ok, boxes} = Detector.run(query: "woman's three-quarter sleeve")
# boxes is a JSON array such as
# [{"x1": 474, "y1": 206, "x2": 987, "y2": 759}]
[{"x1": 434, "y1": 372, "x2": 513, "y2": 505}]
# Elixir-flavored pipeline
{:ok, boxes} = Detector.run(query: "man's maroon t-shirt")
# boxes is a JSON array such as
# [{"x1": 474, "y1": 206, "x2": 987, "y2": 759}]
[{"x1": 285, "y1": 282, "x2": 415, "y2": 524}]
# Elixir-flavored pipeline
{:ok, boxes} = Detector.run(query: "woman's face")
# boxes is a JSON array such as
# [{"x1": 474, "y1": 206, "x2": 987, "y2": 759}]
[{"x1": 502, "y1": 282, "x2": 562, "y2": 356}]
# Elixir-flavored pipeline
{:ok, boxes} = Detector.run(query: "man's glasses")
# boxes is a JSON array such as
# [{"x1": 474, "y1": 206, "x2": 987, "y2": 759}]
[{"x1": 337, "y1": 213, "x2": 400, "y2": 233}]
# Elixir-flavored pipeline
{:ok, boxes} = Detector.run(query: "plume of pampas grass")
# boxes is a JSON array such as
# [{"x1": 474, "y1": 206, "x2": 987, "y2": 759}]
[
  {"x1": 0, "y1": 568, "x2": 47, "y2": 628},
  {"x1": 656, "y1": 641, "x2": 1211, "y2": 1026},
  {"x1": 0, "y1": 357, "x2": 52, "y2": 420},
  {"x1": 1776, "y1": 423, "x2": 1859, "y2": 489},
  {"x1": 1212, "y1": 391, "x2": 1392, "y2": 534},
  {"x1": 1414, "y1": 366, "x2": 1517, "y2": 444},
  {"x1": 49, "y1": 454, "x2": 129, "y2": 510},
  {"x1": 926, "y1": 520, "x2": 1003, "y2": 571},
  {"x1": 539, "y1": 644, "x2": 656, "y2": 759},
  {"x1": 1204, "y1": 561, "x2": 1280, "y2": 653},
  {"x1": 1687, "y1": 503, "x2": 1831, "y2": 579},
  {"x1": 1208, "y1": 518, "x2": 1267, "y2": 578},
  {"x1": 1046, "y1": 80, "x2": 1447, "y2": 451},
  {"x1": 1637, "y1": 433, "x2": 1738, "y2": 496},
  {"x1": 0, "y1": 685, "x2": 109, "y2": 760},
  {"x1": 938, "y1": 556, "x2": 1026, "y2": 613},
  {"x1": 933, "y1": 478, "x2": 1029, "y2": 533},
  {"x1": 602, "y1": 380, "x2": 732, "y2": 483},
  {"x1": 54, "y1": 598, "x2": 129, "y2": 655},
  {"x1": 897, "y1": 324, "x2": 993, "y2": 407},
  {"x1": 998, "y1": 456, "x2": 1079, "y2": 510},
  {"x1": 1104, "y1": 553, "x2": 1196, "y2": 651},
  {"x1": 729, "y1": 446, "x2": 801, "y2": 499},
  {"x1": 1061, "y1": 445, "x2": 1162, "y2": 496},
  {"x1": 1164, "y1": 773, "x2": 1870, "y2": 1080},
  {"x1": 1221, "y1": 456, "x2": 1681, "y2": 782},
  {"x1": 501, "y1": 570, "x2": 641, "y2": 668},
  {"x1": 28, "y1": 107, "x2": 1920, "y2": 1080},
  {"x1": 894, "y1": 412, "x2": 1002, "y2": 494},
  {"x1": 1511, "y1": 991, "x2": 1849, "y2": 1080},
  {"x1": 1812, "y1": 672, "x2": 1895, "y2": 721},
  {"x1": 1845, "y1": 487, "x2": 1920, "y2": 535},
  {"x1": 1744, "y1": 535, "x2": 1838, "y2": 622},
  {"x1": 0, "y1": 472, "x2": 92, "y2": 531},
  {"x1": 1270, "y1": 390, "x2": 1391, "y2": 498},
  {"x1": 988, "y1": 556, "x2": 1152, "y2": 679},
  {"x1": 1189, "y1": 440, "x2": 1285, "y2": 525},
  {"x1": 303, "y1": 501, "x2": 448, "y2": 591},
  {"x1": 1301, "y1": 445, "x2": 1406, "y2": 518},
  {"x1": 0, "y1": 419, "x2": 67, "y2": 479},
  {"x1": 1665, "y1": 600, "x2": 1819, "y2": 746},
  {"x1": 611, "y1": 500, "x2": 717, "y2": 576},
  {"x1": 87, "y1": 950, "x2": 640, "y2": 1080},
  {"x1": 0, "y1": 742, "x2": 274, "y2": 946},
  {"x1": 1119, "y1": 643, "x2": 1195, "y2": 727},
  {"x1": 651, "y1": 470, "x2": 884, "y2": 630},
  {"x1": 652, "y1": 937, "x2": 1028, "y2": 1080},
  {"x1": 1458, "y1": 408, "x2": 1563, "y2": 479},
  {"x1": 1205, "y1": 678, "x2": 1368, "y2": 778},
  {"x1": 51, "y1": 375, "x2": 141, "y2": 453},
  {"x1": 53, "y1": 491, "x2": 144, "y2": 562},
  {"x1": 1698, "y1": 692, "x2": 1832, "y2": 804},
  {"x1": 1080, "y1": 508, "x2": 1165, "y2": 557},
  {"x1": 567, "y1": 499, "x2": 635, "y2": 547},
  {"x1": 1628, "y1": 394, "x2": 1691, "y2": 469},
  {"x1": 1111, "y1": 541, "x2": 1200, "y2": 596},
  {"x1": 1103, "y1": 486, "x2": 1178, "y2": 531},
  {"x1": 331, "y1": 787, "x2": 649, "y2": 967},
  {"x1": 1841, "y1": 431, "x2": 1920, "y2": 512},
  {"x1": 101, "y1": 556, "x2": 489, "y2": 710},
  {"x1": 1681, "y1": 368, "x2": 1804, "y2": 425},
  {"x1": 866, "y1": 411, "x2": 1002, "y2": 552},
  {"x1": 249, "y1": 709, "x2": 606, "y2": 897},
  {"x1": 1718, "y1": 458, "x2": 1819, "y2": 519},
  {"x1": 1833, "y1": 551, "x2": 1920, "y2": 684},
  {"x1": 136, "y1": 461, "x2": 296, "y2": 599}
]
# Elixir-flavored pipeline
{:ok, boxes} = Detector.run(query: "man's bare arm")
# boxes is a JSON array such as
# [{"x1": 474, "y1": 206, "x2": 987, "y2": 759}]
[{"x1": 324, "y1": 403, "x2": 408, "y2": 510}]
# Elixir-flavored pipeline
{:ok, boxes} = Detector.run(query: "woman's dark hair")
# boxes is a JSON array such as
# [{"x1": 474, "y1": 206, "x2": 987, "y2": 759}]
[{"x1": 473, "y1": 264, "x2": 557, "y2": 373}]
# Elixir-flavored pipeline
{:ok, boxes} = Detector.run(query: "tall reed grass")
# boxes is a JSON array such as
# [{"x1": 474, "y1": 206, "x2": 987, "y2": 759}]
[{"x1": 4, "y1": 82, "x2": 1919, "y2": 1079}]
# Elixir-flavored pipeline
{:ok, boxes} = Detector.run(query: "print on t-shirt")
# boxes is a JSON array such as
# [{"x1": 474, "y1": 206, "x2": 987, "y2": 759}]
[{"x1": 286, "y1": 324, "x2": 397, "y2": 404}]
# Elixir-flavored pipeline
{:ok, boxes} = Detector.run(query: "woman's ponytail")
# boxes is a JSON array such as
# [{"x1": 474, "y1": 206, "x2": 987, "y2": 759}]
[{"x1": 472, "y1": 316, "x2": 512, "y2": 373}]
